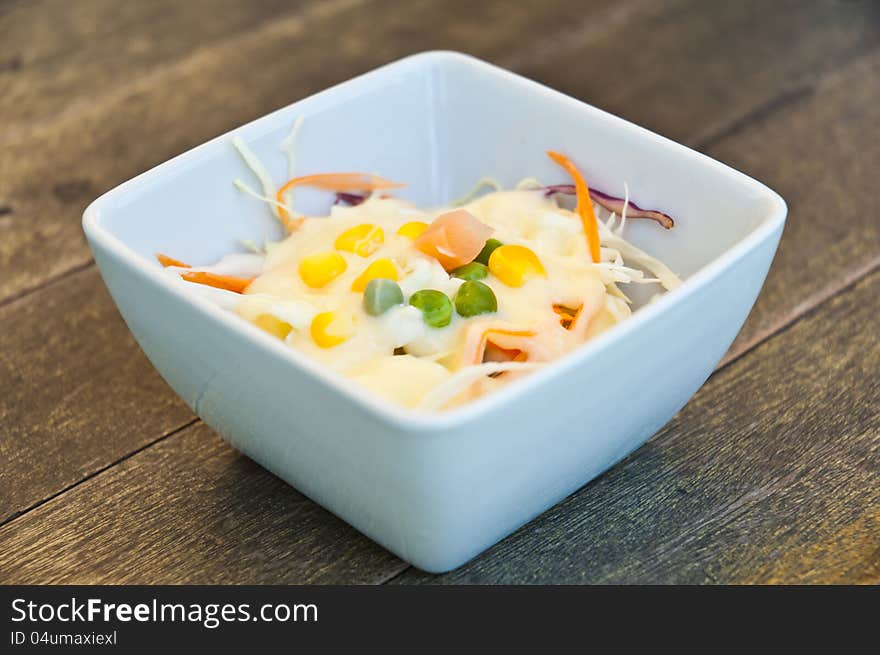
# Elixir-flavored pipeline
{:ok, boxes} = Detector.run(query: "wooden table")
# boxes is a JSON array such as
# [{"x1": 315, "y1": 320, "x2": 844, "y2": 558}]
[{"x1": 1, "y1": 0, "x2": 878, "y2": 585}]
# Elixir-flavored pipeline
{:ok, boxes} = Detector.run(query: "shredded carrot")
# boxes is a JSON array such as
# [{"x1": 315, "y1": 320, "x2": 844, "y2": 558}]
[
  {"x1": 160, "y1": 255, "x2": 252, "y2": 293},
  {"x1": 483, "y1": 342, "x2": 524, "y2": 363},
  {"x1": 552, "y1": 303, "x2": 581, "y2": 329},
  {"x1": 553, "y1": 305, "x2": 583, "y2": 330},
  {"x1": 156, "y1": 253, "x2": 190, "y2": 268},
  {"x1": 180, "y1": 271, "x2": 254, "y2": 293},
  {"x1": 546, "y1": 151, "x2": 601, "y2": 263},
  {"x1": 474, "y1": 328, "x2": 536, "y2": 365},
  {"x1": 275, "y1": 173, "x2": 405, "y2": 231}
]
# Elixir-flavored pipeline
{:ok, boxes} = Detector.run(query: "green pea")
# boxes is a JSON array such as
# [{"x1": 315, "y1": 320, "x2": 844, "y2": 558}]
[
  {"x1": 363, "y1": 278, "x2": 404, "y2": 316},
  {"x1": 451, "y1": 262, "x2": 489, "y2": 281},
  {"x1": 454, "y1": 280, "x2": 498, "y2": 317},
  {"x1": 409, "y1": 289, "x2": 453, "y2": 328},
  {"x1": 474, "y1": 238, "x2": 503, "y2": 266}
]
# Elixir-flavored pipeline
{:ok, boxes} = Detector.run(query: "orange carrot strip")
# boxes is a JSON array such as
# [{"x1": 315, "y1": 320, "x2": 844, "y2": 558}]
[
  {"x1": 474, "y1": 328, "x2": 536, "y2": 365},
  {"x1": 552, "y1": 303, "x2": 579, "y2": 318},
  {"x1": 180, "y1": 271, "x2": 254, "y2": 293},
  {"x1": 275, "y1": 173, "x2": 405, "y2": 231},
  {"x1": 156, "y1": 253, "x2": 190, "y2": 268},
  {"x1": 552, "y1": 303, "x2": 583, "y2": 330},
  {"x1": 546, "y1": 151, "x2": 601, "y2": 264},
  {"x1": 458, "y1": 321, "x2": 537, "y2": 368},
  {"x1": 483, "y1": 342, "x2": 524, "y2": 363}
]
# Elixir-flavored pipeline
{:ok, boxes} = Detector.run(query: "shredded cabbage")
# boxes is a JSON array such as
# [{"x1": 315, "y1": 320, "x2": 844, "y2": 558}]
[
  {"x1": 231, "y1": 136, "x2": 278, "y2": 218},
  {"x1": 280, "y1": 116, "x2": 304, "y2": 179},
  {"x1": 232, "y1": 179, "x2": 287, "y2": 211},
  {"x1": 597, "y1": 215, "x2": 682, "y2": 291},
  {"x1": 451, "y1": 177, "x2": 502, "y2": 206},
  {"x1": 240, "y1": 239, "x2": 264, "y2": 254},
  {"x1": 515, "y1": 177, "x2": 544, "y2": 190},
  {"x1": 279, "y1": 116, "x2": 305, "y2": 215},
  {"x1": 617, "y1": 181, "x2": 630, "y2": 235},
  {"x1": 418, "y1": 361, "x2": 543, "y2": 411},
  {"x1": 165, "y1": 253, "x2": 265, "y2": 278}
]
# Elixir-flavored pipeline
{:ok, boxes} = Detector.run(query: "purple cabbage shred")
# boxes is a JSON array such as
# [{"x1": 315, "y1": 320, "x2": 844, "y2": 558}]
[
  {"x1": 544, "y1": 184, "x2": 675, "y2": 229},
  {"x1": 334, "y1": 192, "x2": 368, "y2": 206}
]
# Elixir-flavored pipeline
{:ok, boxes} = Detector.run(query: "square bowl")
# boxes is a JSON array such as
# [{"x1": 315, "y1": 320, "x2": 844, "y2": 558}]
[{"x1": 83, "y1": 51, "x2": 786, "y2": 573}]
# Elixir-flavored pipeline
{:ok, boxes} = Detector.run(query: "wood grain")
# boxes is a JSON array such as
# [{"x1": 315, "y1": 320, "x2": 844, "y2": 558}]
[
  {"x1": 0, "y1": 0, "x2": 619, "y2": 533},
  {"x1": 513, "y1": 0, "x2": 880, "y2": 147},
  {"x1": 713, "y1": 49, "x2": 880, "y2": 361},
  {"x1": 0, "y1": 0, "x2": 878, "y2": 584},
  {"x1": 3, "y1": 0, "x2": 878, "y2": 533},
  {"x1": 0, "y1": 0, "x2": 305, "y2": 132},
  {"x1": 3, "y1": 0, "x2": 877, "y2": 302},
  {"x1": 0, "y1": 267, "x2": 193, "y2": 524},
  {"x1": 393, "y1": 270, "x2": 880, "y2": 584},
  {"x1": 3, "y1": 272, "x2": 876, "y2": 585},
  {"x1": 503, "y1": 0, "x2": 880, "y2": 360},
  {"x1": 0, "y1": 0, "x2": 614, "y2": 301},
  {"x1": 0, "y1": 423, "x2": 406, "y2": 584}
]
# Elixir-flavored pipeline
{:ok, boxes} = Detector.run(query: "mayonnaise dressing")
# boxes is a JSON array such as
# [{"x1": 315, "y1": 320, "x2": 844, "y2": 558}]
[{"x1": 236, "y1": 191, "x2": 632, "y2": 409}]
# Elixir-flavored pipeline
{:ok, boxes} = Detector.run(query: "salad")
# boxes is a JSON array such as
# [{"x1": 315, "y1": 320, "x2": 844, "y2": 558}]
[{"x1": 158, "y1": 121, "x2": 681, "y2": 411}]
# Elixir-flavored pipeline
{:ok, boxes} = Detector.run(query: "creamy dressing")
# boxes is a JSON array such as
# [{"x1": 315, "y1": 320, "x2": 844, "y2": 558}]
[{"x1": 233, "y1": 191, "x2": 642, "y2": 409}]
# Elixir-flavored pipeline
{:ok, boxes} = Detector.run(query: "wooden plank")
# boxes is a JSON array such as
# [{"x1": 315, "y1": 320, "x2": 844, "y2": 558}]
[
  {"x1": 0, "y1": 0, "x2": 617, "y2": 523},
  {"x1": 0, "y1": 0, "x2": 616, "y2": 301},
  {"x1": 0, "y1": 0, "x2": 305, "y2": 132},
  {"x1": 3, "y1": 274, "x2": 876, "y2": 585},
  {"x1": 512, "y1": 0, "x2": 880, "y2": 146},
  {"x1": 0, "y1": 0, "x2": 370, "y2": 300},
  {"x1": 1, "y1": 0, "x2": 878, "y2": 552},
  {"x1": 710, "y1": 50, "x2": 880, "y2": 361},
  {"x1": 2, "y1": 0, "x2": 876, "y2": 303},
  {"x1": 0, "y1": 267, "x2": 193, "y2": 524},
  {"x1": 393, "y1": 269, "x2": 880, "y2": 584},
  {"x1": 508, "y1": 0, "x2": 880, "y2": 360},
  {"x1": 1, "y1": 0, "x2": 878, "y2": 583},
  {"x1": 0, "y1": 423, "x2": 407, "y2": 584}
]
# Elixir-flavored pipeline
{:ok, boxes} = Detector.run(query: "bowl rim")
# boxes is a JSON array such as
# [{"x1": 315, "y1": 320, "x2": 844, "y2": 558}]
[{"x1": 82, "y1": 50, "x2": 788, "y2": 433}]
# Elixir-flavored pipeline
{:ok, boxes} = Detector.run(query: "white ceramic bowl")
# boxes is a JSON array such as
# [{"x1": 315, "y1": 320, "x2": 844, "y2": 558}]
[{"x1": 83, "y1": 52, "x2": 786, "y2": 573}]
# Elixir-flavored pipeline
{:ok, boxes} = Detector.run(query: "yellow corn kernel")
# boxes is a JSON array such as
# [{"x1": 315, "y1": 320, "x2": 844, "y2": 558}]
[
  {"x1": 310, "y1": 311, "x2": 355, "y2": 348},
  {"x1": 335, "y1": 223, "x2": 384, "y2": 257},
  {"x1": 351, "y1": 258, "x2": 399, "y2": 292},
  {"x1": 397, "y1": 221, "x2": 429, "y2": 239},
  {"x1": 254, "y1": 313, "x2": 293, "y2": 340},
  {"x1": 299, "y1": 251, "x2": 347, "y2": 288},
  {"x1": 488, "y1": 244, "x2": 547, "y2": 287}
]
